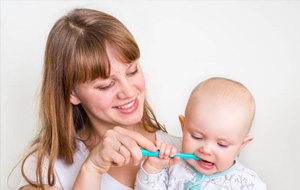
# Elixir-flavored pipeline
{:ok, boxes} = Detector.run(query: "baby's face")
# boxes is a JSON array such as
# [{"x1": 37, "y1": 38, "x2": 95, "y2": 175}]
[{"x1": 181, "y1": 95, "x2": 250, "y2": 175}]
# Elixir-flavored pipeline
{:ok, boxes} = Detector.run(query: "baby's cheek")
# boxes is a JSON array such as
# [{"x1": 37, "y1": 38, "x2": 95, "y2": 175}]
[
  {"x1": 181, "y1": 138, "x2": 196, "y2": 154},
  {"x1": 217, "y1": 152, "x2": 236, "y2": 171}
]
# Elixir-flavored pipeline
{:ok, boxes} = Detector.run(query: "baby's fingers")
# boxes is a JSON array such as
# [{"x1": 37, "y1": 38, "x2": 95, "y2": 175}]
[
  {"x1": 169, "y1": 156, "x2": 180, "y2": 166},
  {"x1": 169, "y1": 146, "x2": 178, "y2": 157},
  {"x1": 154, "y1": 140, "x2": 162, "y2": 148},
  {"x1": 158, "y1": 143, "x2": 166, "y2": 159},
  {"x1": 163, "y1": 144, "x2": 173, "y2": 159}
]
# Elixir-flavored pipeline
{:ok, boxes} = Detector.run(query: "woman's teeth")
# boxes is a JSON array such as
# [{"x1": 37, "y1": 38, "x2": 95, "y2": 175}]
[{"x1": 118, "y1": 100, "x2": 135, "y2": 109}]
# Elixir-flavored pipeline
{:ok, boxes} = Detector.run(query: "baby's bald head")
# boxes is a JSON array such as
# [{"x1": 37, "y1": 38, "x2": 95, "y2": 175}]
[{"x1": 185, "y1": 77, "x2": 255, "y2": 135}]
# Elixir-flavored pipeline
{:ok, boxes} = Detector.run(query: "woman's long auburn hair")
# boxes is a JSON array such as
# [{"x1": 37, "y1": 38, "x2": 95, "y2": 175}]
[{"x1": 21, "y1": 8, "x2": 166, "y2": 189}]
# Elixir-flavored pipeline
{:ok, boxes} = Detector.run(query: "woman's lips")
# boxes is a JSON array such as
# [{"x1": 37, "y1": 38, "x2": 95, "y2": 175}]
[
  {"x1": 117, "y1": 100, "x2": 135, "y2": 109},
  {"x1": 114, "y1": 99, "x2": 138, "y2": 114}
]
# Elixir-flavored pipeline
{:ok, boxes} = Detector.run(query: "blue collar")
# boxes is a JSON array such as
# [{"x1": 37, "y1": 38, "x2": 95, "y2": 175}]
[
  {"x1": 183, "y1": 160, "x2": 240, "y2": 190},
  {"x1": 191, "y1": 159, "x2": 240, "y2": 179}
]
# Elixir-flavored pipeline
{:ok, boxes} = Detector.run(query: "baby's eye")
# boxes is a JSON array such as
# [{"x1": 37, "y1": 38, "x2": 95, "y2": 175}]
[
  {"x1": 218, "y1": 143, "x2": 228, "y2": 148},
  {"x1": 192, "y1": 135, "x2": 203, "y2": 140}
]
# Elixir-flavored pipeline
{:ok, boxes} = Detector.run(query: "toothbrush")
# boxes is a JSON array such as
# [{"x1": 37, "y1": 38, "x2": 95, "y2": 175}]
[{"x1": 141, "y1": 148, "x2": 201, "y2": 160}]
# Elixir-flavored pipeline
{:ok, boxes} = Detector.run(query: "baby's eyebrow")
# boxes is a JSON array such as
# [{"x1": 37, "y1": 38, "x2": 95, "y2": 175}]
[
  {"x1": 189, "y1": 126, "x2": 203, "y2": 132},
  {"x1": 217, "y1": 138, "x2": 231, "y2": 143}
]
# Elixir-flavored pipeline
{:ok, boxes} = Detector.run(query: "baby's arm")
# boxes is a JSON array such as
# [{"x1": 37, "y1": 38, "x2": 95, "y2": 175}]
[{"x1": 134, "y1": 141, "x2": 180, "y2": 190}]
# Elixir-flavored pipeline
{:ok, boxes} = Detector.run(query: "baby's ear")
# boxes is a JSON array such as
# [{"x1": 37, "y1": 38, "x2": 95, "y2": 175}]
[
  {"x1": 240, "y1": 135, "x2": 254, "y2": 151},
  {"x1": 178, "y1": 115, "x2": 185, "y2": 131}
]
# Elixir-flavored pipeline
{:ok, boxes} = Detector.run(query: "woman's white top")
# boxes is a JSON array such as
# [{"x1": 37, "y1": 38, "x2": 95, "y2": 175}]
[{"x1": 19, "y1": 130, "x2": 182, "y2": 190}]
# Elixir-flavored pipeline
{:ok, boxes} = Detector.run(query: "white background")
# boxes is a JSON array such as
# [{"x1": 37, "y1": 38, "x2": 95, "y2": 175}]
[{"x1": 1, "y1": 1, "x2": 300, "y2": 189}]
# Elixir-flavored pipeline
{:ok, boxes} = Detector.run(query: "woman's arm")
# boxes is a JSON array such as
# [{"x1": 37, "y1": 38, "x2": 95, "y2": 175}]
[
  {"x1": 72, "y1": 159, "x2": 103, "y2": 190},
  {"x1": 73, "y1": 127, "x2": 157, "y2": 190}
]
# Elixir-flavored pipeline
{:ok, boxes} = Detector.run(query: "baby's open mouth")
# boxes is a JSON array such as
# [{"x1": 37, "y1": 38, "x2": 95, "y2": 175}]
[{"x1": 199, "y1": 159, "x2": 214, "y2": 166}]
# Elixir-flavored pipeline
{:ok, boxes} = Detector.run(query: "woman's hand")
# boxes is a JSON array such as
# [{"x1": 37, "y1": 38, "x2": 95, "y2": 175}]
[
  {"x1": 142, "y1": 140, "x2": 180, "y2": 174},
  {"x1": 88, "y1": 126, "x2": 157, "y2": 173},
  {"x1": 73, "y1": 126, "x2": 157, "y2": 190}
]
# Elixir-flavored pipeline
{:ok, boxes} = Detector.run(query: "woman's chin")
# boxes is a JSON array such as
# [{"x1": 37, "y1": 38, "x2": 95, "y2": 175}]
[{"x1": 118, "y1": 115, "x2": 143, "y2": 127}]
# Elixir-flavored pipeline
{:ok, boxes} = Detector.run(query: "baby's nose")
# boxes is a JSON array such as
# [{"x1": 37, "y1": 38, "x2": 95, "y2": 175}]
[{"x1": 199, "y1": 144, "x2": 213, "y2": 156}]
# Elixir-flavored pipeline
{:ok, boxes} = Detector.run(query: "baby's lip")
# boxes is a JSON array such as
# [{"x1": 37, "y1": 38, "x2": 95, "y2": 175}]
[
  {"x1": 199, "y1": 157, "x2": 214, "y2": 164},
  {"x1": 197, "y1": 158, "x2": 215, "y2": 170}
]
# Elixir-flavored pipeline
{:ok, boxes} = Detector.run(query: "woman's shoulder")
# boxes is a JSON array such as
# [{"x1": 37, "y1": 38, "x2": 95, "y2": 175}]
[{"x1": 156, "y1": 130, "x2": 182, "y2": 150}]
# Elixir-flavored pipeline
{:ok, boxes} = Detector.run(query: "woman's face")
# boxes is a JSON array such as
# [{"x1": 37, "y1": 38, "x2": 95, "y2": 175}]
[{"x1": 70, "y1": 48, "x2": 145, "y2": 132}]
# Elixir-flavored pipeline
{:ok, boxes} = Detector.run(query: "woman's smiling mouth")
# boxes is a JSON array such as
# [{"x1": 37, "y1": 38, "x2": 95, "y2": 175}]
[
  {"x1": 117, "y1": 100, "x2": 135, "y2": 109},
  {"x1": 115, "y1": 99, "x2": 139, "y2": 114}
]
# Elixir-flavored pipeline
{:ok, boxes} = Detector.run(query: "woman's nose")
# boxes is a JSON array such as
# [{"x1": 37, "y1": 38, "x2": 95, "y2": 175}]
[{"x1": 117, "y1": 78, "x2": 136, "y2": 99}]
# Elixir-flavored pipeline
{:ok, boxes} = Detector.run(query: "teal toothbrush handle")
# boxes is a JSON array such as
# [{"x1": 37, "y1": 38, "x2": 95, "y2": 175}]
[{"x1": 141, "y1": 149, "x2": 201, "y2": 160}]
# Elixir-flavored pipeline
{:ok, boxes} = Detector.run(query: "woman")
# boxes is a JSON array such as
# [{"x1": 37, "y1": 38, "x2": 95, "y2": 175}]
[{"x1": 19, "y1": 8, "x2": 181, "y2": 190}]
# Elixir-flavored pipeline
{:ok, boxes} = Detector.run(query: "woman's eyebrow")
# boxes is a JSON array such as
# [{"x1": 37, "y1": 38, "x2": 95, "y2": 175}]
[
  {"x1": 127, "y1": 61, "x2": 138, "y2": 69},
  {"x1": 104, "y1": 61, "x2": 138, "y2": 79}
]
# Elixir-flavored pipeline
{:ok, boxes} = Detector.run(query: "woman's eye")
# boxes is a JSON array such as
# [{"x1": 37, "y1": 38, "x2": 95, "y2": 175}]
[
  {"x1": 99, "y1": 81, "x2": 115, "y2": 90},
  {"x1": 128, "y1": 68, "x2": 138, "y2": 76}
]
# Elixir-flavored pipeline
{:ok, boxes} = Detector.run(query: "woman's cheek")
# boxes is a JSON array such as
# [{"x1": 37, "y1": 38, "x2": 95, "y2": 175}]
[{"x1": 137, "y1": 78, "x2": 145, "y2": 92}]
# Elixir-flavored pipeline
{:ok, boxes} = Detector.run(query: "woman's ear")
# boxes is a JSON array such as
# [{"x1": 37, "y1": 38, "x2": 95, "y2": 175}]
[
  {"x1": 179, "y1": 115, "x2": 185, "y2": 131},
  {"x1": 70, "y1": 90, "x2": 81, "y2": 105},
  {"x1": 239, "y1": 135, "x2": 254, "y2": 151}
]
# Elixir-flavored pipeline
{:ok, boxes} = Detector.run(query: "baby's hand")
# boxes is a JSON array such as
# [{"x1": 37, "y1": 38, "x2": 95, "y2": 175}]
[{"x1": 142, "y1": 140, "x2": 180, "y2": 174}]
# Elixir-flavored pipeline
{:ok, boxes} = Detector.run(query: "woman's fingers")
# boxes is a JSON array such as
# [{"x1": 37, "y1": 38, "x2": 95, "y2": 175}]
[
  {"x1": 87, "y1": 126, "x2": 157, "y2": 173},
  {"x1": 113, "y1": 127, "x2": 157, "y2": 165},
  {"x1": 100, "y1": 144, "x2": 129, "y2": 168},
  {"x1": 110, "y1": 151, "x2": 125, "y2": 167},
  {"x1": 115, "y1": 131, "x2": 146, "y2": 165},
  {"x1": 118, "y1": 145, "x2": 131, "y2": 165},
  {"x1": 114, "y1": 127, "x2": 157, "y2": 152},
  {"x1": 103, "y1": 127, "x2": 157, "y2": 166}
]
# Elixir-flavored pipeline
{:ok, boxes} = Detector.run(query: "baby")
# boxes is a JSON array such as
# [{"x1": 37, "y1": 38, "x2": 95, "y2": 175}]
[{"x1": 135, "y1": 77, "x2": 266, "y2": 190}]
